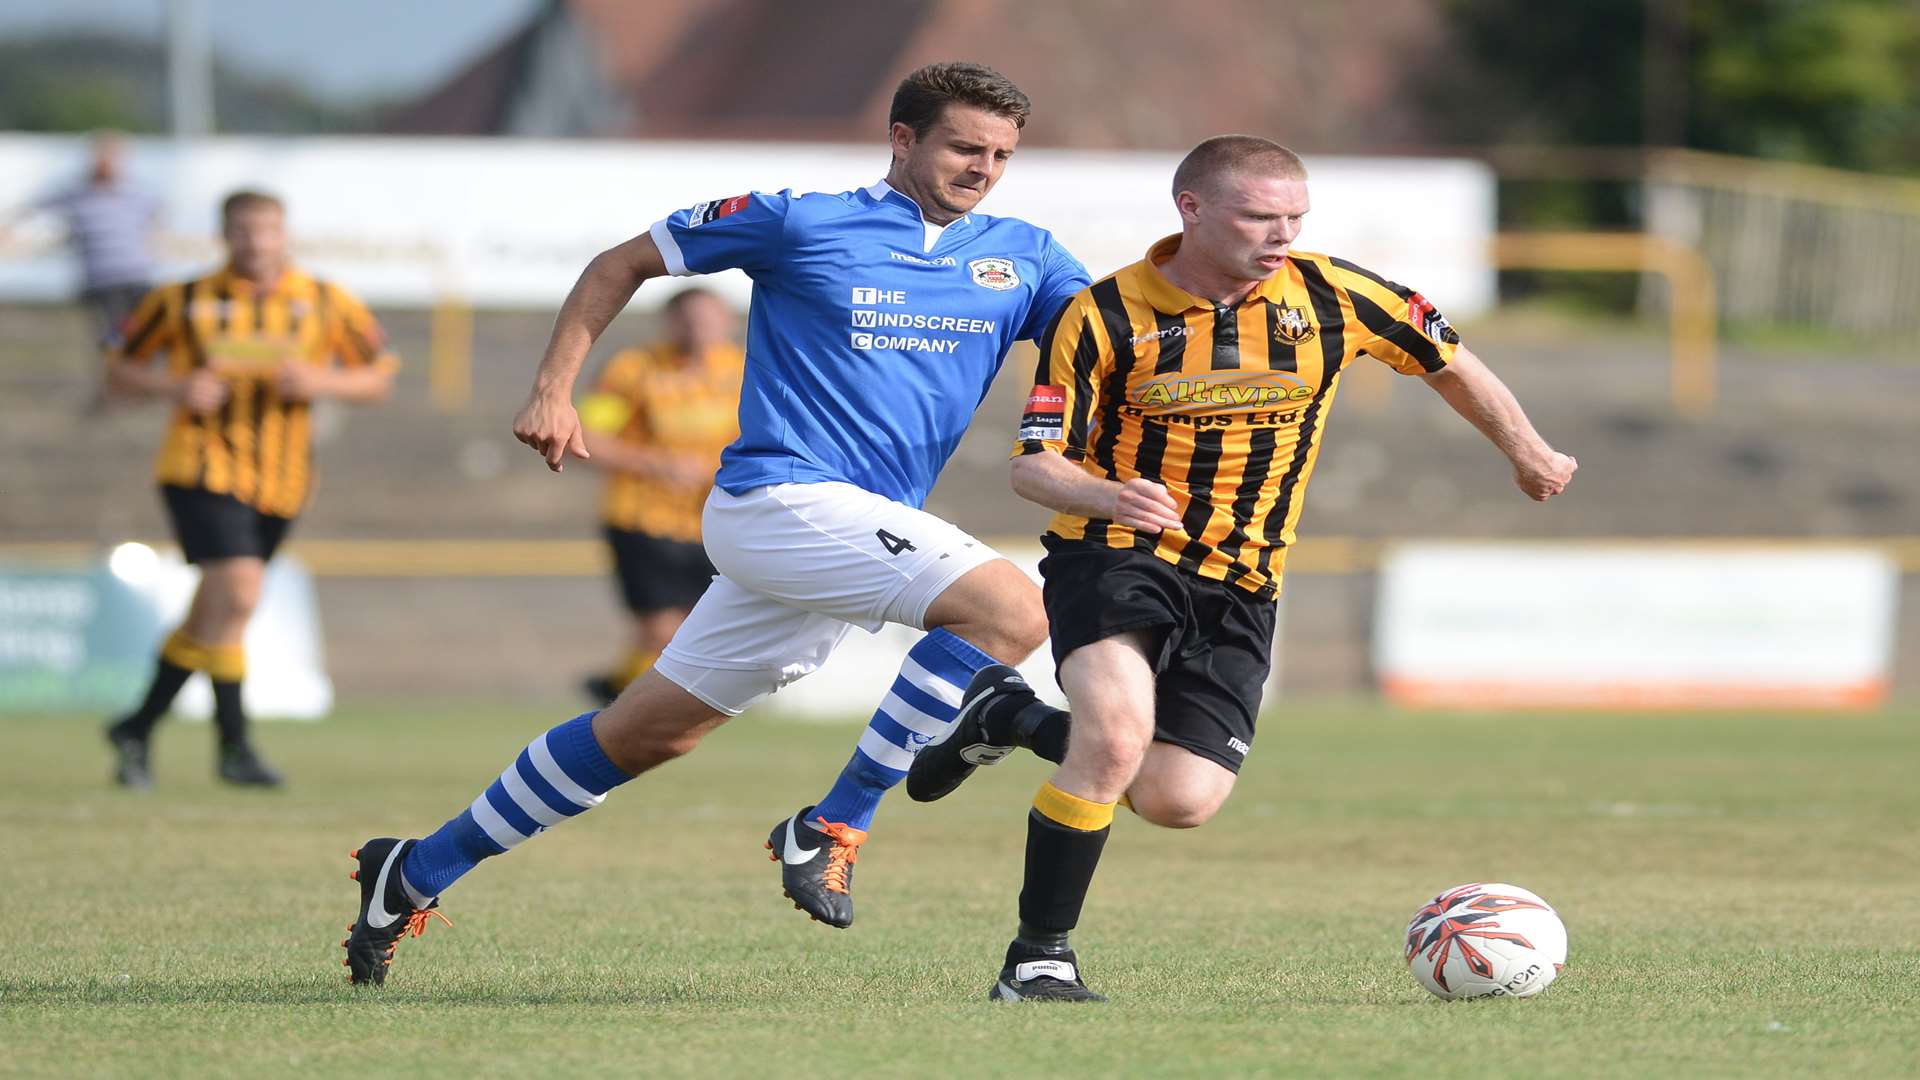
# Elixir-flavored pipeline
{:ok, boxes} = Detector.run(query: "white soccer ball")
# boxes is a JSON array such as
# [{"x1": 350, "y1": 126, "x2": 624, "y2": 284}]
[{"x1": 1404, "y1": 882, "x2": 1567, "y2": 1000}]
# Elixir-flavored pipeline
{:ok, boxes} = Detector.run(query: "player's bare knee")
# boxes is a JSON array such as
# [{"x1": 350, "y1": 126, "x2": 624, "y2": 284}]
[
  {"x1": 1130, "y1": 794, "x2": 1217, "y2": 830},
  {"x1": 1144, "y1": 782, "x2": 1235, "y2": 829},
  {"x1": 1067, "y1": 729, "x2": 1153, "y2": 793},
  {"x1": 224, "y1": 587, "x2": 263, "y2": 623},
  {"x1": 998, "y1": 590, "x2": 1049, "y2": 658}
]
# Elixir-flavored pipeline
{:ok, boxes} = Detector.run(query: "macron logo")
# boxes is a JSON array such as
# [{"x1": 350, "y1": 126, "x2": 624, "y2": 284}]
[{"x1": 851, "y1": 287, "x2": 907, "y2": 306}]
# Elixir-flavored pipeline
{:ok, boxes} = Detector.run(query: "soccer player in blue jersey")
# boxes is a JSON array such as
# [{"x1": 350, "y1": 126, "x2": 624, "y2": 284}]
[{"x1": 338, "y1": 62, "x2": 1092, "y2": 984}]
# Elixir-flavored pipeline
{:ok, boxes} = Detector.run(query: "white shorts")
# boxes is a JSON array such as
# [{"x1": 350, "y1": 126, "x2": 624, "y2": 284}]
[{"x1": 654, "y1": 482, "x2": 999, "y2": 715}]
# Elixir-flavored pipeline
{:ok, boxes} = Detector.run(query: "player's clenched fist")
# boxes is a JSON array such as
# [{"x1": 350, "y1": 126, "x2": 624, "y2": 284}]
[
  {"x1": 1515, "y1": 450, "x2": 1577, "y2": 502},
  {"x1": 1112, "y1": 477, "x2": 1184, "y2": 534},
  {"x1": 512, "y1": 391, "x2": 591, "y2": 472}
]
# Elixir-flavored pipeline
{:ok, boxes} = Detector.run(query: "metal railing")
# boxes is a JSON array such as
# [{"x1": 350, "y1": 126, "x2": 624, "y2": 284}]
[{"x1": 1491, "y1": 231, "x2": 1719, "y2": 417}]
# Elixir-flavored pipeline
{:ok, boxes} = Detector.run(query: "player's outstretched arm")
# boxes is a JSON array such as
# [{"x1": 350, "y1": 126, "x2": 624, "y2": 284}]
[
  {"x1": 1010, "y1": 452, "x2": 1185, "y2": 535},
  {"x1": 513, "y1": 232, "x2": 670, "y2": 472},
  {"x1": 1421, "y1": 346, "x2": 1576, "y2": 501}
]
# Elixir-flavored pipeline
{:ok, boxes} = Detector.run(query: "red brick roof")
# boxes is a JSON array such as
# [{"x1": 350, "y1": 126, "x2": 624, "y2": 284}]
[{"x1": 392, "y1": 0, "x2": 1452, "y2": 151}]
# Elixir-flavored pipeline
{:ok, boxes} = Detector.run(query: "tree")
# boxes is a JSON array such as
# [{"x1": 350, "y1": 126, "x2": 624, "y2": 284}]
[{"x1": 1428, "y1": 0, "x2": 1920, "y2": 174}]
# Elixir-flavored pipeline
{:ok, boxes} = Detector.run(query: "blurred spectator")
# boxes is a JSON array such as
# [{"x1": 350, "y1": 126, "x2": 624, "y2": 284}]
[{"x1": 2, "y1": 132, "x2": 160, "y2": 349}]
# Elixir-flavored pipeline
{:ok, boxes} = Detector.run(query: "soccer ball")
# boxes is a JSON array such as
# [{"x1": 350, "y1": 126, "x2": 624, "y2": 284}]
[{"x1": 1404, "y1": 882, "x2": 1567, "y2": 1000}]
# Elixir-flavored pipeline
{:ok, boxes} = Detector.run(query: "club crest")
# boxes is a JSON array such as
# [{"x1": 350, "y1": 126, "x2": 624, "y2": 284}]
[
  {"x1": 1272, "y1": 304, "x2": 1317, "y2": 345},
  {"x1": 968, "y1": 257, "x2": 1020, "y2": 291}
]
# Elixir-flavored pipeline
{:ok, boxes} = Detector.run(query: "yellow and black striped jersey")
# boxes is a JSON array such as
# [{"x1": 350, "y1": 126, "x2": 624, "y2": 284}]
[
  {"x1": 1014, "y1": 235, "x2": 1460, "y2": 599},
  {"x1": 114, "y1": 266, "x2": 396, "y2": 519},
  {"x1": 579, "y1": 342, "x2": 745, "y2": 543}
]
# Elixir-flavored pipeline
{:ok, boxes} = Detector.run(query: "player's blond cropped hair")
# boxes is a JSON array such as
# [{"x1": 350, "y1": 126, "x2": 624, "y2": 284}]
[{"x1": 1172, "y1": 136, "x2": 1307, "y2": 200}]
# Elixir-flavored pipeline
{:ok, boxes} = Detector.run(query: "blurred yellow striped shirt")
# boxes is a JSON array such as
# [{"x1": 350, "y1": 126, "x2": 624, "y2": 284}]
[
  {"x1": 582, "y1": 343, "x2": 744, "y2": 543},
  {"x1": 114, "y1": 266, "x2": 395, "y2": 518}
]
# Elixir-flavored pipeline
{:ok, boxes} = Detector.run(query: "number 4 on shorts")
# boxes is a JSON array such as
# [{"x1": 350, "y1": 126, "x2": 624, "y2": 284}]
[{"x1": 876, "y1": 529, "x2": 917, "y2": 556}]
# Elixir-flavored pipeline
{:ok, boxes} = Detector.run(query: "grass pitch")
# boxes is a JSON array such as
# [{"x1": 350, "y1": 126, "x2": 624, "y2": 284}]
[{"x1": 4, "y1": 701, "x2": 1917, "y2": 1078}]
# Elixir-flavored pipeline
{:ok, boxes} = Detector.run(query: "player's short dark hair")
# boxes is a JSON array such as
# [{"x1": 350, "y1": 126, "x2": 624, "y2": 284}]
[
  {"x1": 663, "y1": 286, "x2": 722, "y2": 314},
  {"x1": 221, "y1": 189, "x2": 285, "y2": 223},
  {"x1": 888, "y1": 62, "x2": 1031, "y2": 137},
  {"x1": 1172, "y1": 136, "x2": 1308, "y2": 200}
]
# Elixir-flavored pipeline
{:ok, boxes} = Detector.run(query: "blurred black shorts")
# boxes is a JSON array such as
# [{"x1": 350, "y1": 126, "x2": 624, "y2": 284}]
[
  {"x1": 161, "y1": 484, "x2": 294, "y2": 564},
  {"x1": 605, "y1": 526, "x2": 716, "y2": 614}
]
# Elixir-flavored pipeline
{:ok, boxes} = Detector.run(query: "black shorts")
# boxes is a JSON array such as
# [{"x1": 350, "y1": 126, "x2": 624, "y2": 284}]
[
  {"x1": 161, "y1": 484, "x2": 294, "y2": 564},
  {"x1": 605, "y1": 527, "x2": 716, "y2": 614},
  {"x1": 1039, "y1": 536, "x2": 1277, "y2": 774}
]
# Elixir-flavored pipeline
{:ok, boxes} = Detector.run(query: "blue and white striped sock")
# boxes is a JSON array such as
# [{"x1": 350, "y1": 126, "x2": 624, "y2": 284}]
[
  {"x1": 810, "y1": 628, "x2": 993, "y2": 832},
  {"x1": 399, "y1": 712, "x2": 631, "y2": 903}
]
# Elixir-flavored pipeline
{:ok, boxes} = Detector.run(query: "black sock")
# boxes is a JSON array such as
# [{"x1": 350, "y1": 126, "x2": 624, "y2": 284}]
[
  {"x1": 115, "y1": 659, "x2": 193, "y2": 738},
  {"x1": 212, "y1": 679, "x2": 248, "y2": 749},
  {"x1": 1018, "y1": 808, "x2": 1111, "y2": 942},
  {"x1": 1014, "y1": 922, "x2": 1072, "y2": 953},
  {"x1": 1013, "y1": 702, "x2": 1071, "y2": 764},
  {"x1": 982, "y1": 691, "x2": 1072, "y2": 765}
]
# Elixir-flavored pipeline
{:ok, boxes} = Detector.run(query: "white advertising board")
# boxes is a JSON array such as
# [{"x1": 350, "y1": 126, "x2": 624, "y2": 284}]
[
  {"x1": 120, "y1": 547, "x2": 333, "y2": 721},
  {"x1": 1374, "y1": 543, "x2": 1899, "y2": 709},
  {"x1": 0, "y1": 135, "x2": 1495, "y2": 314}
]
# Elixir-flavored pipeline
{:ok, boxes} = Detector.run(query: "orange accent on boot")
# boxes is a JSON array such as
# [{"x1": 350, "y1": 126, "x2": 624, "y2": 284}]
[
  {"x1": 809, "y1": 818, "x2": 867, "y2": 895},
  {"x1": 405, "y1": 909, "x2": 452, "y2": 938}
]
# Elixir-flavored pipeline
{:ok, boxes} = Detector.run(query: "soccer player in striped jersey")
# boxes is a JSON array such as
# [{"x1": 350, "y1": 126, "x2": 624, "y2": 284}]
[
  {"x1": 337, "y1": 63, "x2": 1092, "y2": 985},
  {"x1": 906, "y1": 136, "x2": 1577, "y2": 1001},
  {"x1": 577, "y1": 287, "x2": 744, "y2": 703},
  {"x1": 103, "y1": 190, "x2": 397, "y2": 789}
]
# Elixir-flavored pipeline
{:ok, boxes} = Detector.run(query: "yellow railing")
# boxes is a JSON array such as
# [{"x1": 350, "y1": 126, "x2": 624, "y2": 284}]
[
  {"x1": 1491, "y1": 231, "x2": 1718, "y2": 418},
  {"x1": 1648, "y1": 148, "x2": 1920, "y2": 216},
  {"x1": 428, "y1": 295, "x2": 473, "y2": 412}
]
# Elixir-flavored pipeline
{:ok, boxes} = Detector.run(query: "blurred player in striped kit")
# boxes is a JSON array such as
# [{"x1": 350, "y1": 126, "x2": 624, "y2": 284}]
[
  {"x1": 577, "y1": 287, "x2": 744, "y2": 703},
  {"x1": 102, "y1": 190, "x2": 398, "y2": 789}
]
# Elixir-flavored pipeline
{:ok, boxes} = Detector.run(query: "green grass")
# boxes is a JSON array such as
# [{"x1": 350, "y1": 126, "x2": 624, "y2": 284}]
[{"x1": 4, "y1": 703, "x2": 1918, "y2": 1078}]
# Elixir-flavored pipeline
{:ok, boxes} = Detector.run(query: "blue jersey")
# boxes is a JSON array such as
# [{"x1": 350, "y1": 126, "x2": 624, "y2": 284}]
[{"x1": 649, "y1": 181, "x2": 1090, "y2": 507}]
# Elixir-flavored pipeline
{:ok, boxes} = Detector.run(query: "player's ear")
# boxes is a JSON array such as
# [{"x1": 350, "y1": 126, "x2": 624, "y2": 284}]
[
  {"x1": 1174, "y1": 190, "x2": 1203, "y2": 227},
  {"x1": 888, "y1": 121, "x2": 917, "y2": 162}
]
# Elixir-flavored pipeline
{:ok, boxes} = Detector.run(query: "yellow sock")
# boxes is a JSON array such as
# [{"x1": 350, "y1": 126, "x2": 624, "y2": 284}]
[
  {"x1": 1118, "y1": 792, "x2": 1135, "y2": 814},
  {"x1": 612, "y1": 649, "x2": 657, "y2": 691},
  {"x1": 160, "y1": 629, "x2": 210, "y2": 672},
  {"x1": 1032, "y1": 781, "x2": 1116, "y2": 832},
  {"x1": 205, "y1": 643, "x2": 246, "y2": 683}
]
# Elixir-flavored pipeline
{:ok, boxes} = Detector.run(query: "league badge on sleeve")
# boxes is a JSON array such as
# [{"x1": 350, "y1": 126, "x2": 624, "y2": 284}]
[
  {"x1": 691, "y1": 194, "x2": 751, "y2": 227},
  {"x1": 1407, "y1": 292, "x2": 1460, "y2": 345},
  {"x1": 969, "y1": 257, "x2": 1020, "y2": 291},
  {"x1": 1019, "y1": 384, "x2": 1066, "y2": 442}
]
